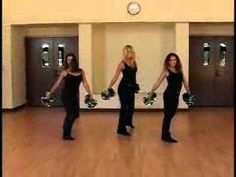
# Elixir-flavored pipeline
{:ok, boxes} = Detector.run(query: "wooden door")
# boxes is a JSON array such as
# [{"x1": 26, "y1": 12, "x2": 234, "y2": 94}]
[
  {"x1": 213, "y1": 37, "x2": 234, "y2": 106},
  {"x1": 189, "y1": 36, "x2": 234, "y2": 106},
  {"x1": 51, "y1": 37, "x2": 79, "y2": 106},
  {"x1": 26, "y1": 37, "x2": 78, "y2": 107}
]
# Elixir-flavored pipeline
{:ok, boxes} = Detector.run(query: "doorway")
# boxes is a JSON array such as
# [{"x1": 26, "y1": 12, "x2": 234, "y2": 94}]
[
  {"x1": 25, "y1": 37, "x2": 78, "y2": 106},
  {"x1": 189, "y1": 36, "x2": 234, "y2": 106}
]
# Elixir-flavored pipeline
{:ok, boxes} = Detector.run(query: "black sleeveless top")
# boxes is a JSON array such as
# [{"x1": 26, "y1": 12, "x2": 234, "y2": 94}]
[
  {"x1": 119, "y1": 62, "x2": 137, "y2": 89},
  {"x1": 165, "y1": 69, "x2": 183, "y2": 94},
  {"x1": 62, "y1": 72, "x2": 83, "y2": 98}
]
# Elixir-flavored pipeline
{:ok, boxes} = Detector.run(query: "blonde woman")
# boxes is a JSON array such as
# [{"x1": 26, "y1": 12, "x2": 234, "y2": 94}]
[{"x1": 108, "y1": 45, "x2": 138, "y2": 136}]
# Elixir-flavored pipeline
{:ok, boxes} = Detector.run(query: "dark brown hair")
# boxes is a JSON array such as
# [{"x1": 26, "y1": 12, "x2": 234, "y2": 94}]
[
  {"x1": 164, "y1": 53, "x2": 182, "y2": 72},
  {"x1": 64, "y1": 53, "x2": 80, "y2": 72}
]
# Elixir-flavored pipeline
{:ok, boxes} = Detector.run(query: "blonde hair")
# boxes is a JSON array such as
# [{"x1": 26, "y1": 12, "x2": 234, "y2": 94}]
[{"x1": 122, "y1": 45, "x2": 135, "y2": 60}]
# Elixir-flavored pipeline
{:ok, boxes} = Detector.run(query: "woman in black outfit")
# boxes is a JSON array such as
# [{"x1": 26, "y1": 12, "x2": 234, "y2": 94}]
[
  {"x1": 108, "y1": 45, "x2": 138, "y2": 136},
  {"x1": 49, "y1": 53, "x2": 93, "y2": 140},
  {"x1": 149, "y1": 53, "x2": 190, "y2": 143}
]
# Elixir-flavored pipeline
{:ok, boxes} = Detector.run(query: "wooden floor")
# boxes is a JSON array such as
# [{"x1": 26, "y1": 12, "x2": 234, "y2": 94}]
[{"x1": 3, "y1": 107, "x2": 234, "y2": 177}]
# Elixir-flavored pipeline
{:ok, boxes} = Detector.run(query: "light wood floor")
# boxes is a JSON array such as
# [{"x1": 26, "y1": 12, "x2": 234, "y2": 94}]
[{"x1": 3, "y1": 107, "x2": 234, "y2": 177}]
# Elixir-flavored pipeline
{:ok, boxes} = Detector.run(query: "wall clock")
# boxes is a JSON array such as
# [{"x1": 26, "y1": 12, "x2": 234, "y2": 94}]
[{"x1": 127, "y1": 2, "x2": 141, "y2": 15}]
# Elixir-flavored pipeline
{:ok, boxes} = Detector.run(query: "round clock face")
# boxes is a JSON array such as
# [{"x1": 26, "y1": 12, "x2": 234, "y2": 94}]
[{"x1": 127, "y1": 2, "x2": 141, "y2": 15}]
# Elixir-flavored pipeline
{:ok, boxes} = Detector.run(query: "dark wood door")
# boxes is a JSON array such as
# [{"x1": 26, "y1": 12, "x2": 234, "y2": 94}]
[
  {"x1": 26, "y1": 37, "x2": 78, "y2": 107},
  {"x1": 213, "y1": 37, "x2": 234, "y2": 106},
  {"x1": 189, "y1": 36, "x2": 234, "y2": 106}
]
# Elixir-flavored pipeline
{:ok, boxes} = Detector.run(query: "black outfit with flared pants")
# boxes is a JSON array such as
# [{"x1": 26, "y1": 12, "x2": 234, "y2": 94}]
[
  {"x1": 61, "y1": 73, "x2": 82, "y2": 138},
  {"x1": 117, "y1": 62, "x2": 137, "y2": 132},
  {"x1": 162, "y1": 69, "x2": 183, "y2": 138}
]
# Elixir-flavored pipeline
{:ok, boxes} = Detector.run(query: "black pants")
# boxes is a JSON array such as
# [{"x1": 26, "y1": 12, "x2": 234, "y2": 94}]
[
  {"x1": 162, "y1": 91, "x2": 179, "y2": 137},
  {"x1": 62, "y1": 95, "x2": 79, "y2": 137},
  {"x1": 117, "y1": 89, "x2": 135, "y2": 131}
]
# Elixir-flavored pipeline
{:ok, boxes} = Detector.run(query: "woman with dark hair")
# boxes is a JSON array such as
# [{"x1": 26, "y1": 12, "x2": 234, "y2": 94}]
[
  {"x1": 48, "y1": 53, "x2": 93, "y2": 140},
  {"x1": 107, "y1": 45, "x2": 138, "y2": 136},
  {"x1": 149, "y1": 53, "x2": 190, "y2": 143}
]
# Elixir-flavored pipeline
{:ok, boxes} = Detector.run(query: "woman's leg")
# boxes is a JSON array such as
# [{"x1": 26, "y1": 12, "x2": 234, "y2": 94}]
[
  {"x1": 62, "y1": 99, "x2": 78, "y2": 140},
  {"x1": 117, "y1": 92, "x2": 131, "y2": 135},
  {"x1": 161, "y1": 93, "x2": 179, "y2": 142},
  {"x1": 126, "y1": 92, "x2": 135, "y2": 127}
]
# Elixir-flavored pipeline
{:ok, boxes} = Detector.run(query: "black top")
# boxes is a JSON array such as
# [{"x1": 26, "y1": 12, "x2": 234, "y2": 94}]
[
  {"x1": 165, "y1": 69, "x2": 183, "y2": 93},
  {"x1": 119, "y1": 62, "x2": 137, "y2": 87},
  {"x1": 62, "y1": 72, "x2": 83, "y2": 98}
]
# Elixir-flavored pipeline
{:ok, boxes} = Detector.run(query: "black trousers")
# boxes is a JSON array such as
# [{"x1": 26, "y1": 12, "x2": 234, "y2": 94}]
[
  {"x1": 61, "y1": 95, "x2": 79, "y2": 137},
  {"x1": 117, "y1": 89, "x2": 135, "y2": 131},
  {"x1": 162, "y1": 91, "x2": 179, "y2": 137}
]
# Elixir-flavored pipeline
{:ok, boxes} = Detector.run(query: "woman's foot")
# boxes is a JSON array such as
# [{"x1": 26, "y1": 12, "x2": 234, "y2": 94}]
[
  {"x1": 63, "y1": 136, "x2": 75, "y2": 141},
  {"x1": 161, "y1": 136, "x2": 178, "y2": 143},
  {"x1": 130, "y1": 125, "x2": 135, "y2": 129},
  {"x1": 161, "y1": 132, "x2": 178, "y2": 143},
  {"x1": 117, "y1": 130, "x2": 131, "y2": 136},
  {"x1": 126, "y1": 124, "x2": 135, "y2": 128}
]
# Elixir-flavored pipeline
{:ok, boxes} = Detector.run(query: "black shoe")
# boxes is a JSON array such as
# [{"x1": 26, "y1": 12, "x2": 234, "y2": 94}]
[
  {"x1": 161, "y1": 136, "x2": 178, "y2": 143},
  {"x1": 63, "y1": 136, "x2": 75, "y2": 141},
  {"x1": 126, "y1": 124, "x2": 135, "y2": 129},
  {"x1": 117, "y1": 130, "x2": 131, "y2": 136},
  {"x1": 130, "y1": 125, "x2": 135, "y2": 129}
]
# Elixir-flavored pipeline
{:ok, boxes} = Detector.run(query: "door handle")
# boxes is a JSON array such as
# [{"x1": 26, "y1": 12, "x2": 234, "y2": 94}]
[
  {"x1": 215, "y1": 70, "x2": 220, "y2": 77},
  {"x1": 215, "y1": 69, "x2": 224, "y2": 77}
]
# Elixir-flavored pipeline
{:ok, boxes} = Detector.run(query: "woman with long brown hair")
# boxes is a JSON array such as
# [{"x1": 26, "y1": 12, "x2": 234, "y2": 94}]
[
  {"x1": 149, "y1": 53, "x2": 190, "y2": 143},
  {"x1": 48, "y1": 53, "x2": 93, "y2": 140}
]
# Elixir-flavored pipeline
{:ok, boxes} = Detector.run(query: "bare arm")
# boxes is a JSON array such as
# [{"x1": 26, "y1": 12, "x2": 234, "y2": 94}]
[
  {"x1": 150, "y1": 69, "x2": 167, "y2": 93},
  {"x1": 81, "y1": 70, "x2": 93, "y2": 97},
  {"x1": 182, "y1": 73, "x2": 190, "y2": 93},
  {"x1": 108, "y1": 62, "x2": 124, "y2": 88},
  {"x1": 49, "y1": 70, "x2": 66, "y2": 94}
]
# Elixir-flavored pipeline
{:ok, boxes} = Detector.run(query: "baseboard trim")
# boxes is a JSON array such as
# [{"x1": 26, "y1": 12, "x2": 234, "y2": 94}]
[
  {"x1": 2, "y1": 106, "x2": 189, "y2": 112},
  {"x1": 2, "y1": 104, "x2": 26, "y2": 112},
  {"x1": 80, "y1": 108, "x2": 189, "y2": 112}
]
